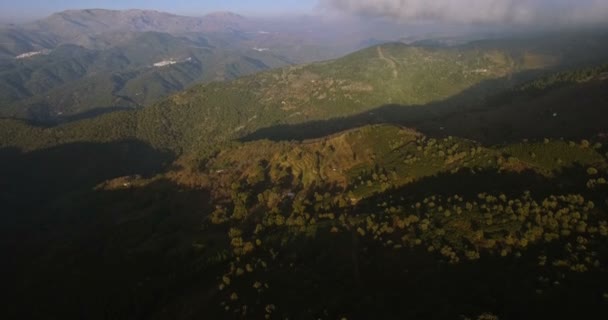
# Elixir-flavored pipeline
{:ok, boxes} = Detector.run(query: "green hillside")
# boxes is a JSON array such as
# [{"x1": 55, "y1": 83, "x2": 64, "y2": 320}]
[
  {"x1": 0, "y1": 43, "x2": 556, "y2": 148},
  {"x1": 3, "y1": 33, "x2": 608, "y2": 154},
  {"x1": 0, "y1": 32, "x2": 291, "y2": 121},
  {"x1": 0, "y1": 27, "x2": 59, "y2": 59},
  {"x1": 1, "y1": 9, "x2": 387, "y2": 121}
]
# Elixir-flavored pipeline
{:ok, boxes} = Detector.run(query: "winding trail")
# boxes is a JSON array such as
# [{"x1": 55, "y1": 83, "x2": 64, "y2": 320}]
[{"x1": 377, "y1": 46, "x2": 399, "y2": 79}]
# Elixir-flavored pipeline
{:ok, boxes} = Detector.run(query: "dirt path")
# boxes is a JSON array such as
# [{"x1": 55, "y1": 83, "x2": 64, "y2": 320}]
[{"x1": 377, "y1": 46, "x2": 399, "y2": 79}]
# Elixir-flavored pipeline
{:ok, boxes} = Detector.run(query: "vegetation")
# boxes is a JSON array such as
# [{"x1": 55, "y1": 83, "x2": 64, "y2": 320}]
[
  {"x1": 185, "y1": 124, "x2": 608, "y2": 318},
  {"x1": 0, "y1": 32, "x2": 291, "y2": 121},
  {"x1": 2, "y1": 33, "x2": 608, "y2": 319},
  {"x1": 5, "y1": 36, "x2": 607, "y2": 154}
]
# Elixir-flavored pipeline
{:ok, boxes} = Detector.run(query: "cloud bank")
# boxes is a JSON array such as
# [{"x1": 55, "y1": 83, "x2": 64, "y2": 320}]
[{"x1": 319, "y1": 0, "x2": 608, "y2": 26}]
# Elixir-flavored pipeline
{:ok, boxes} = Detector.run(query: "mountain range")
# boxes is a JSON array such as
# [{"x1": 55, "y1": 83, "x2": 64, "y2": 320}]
[
  {"x1": 1, "y1": 10, "x2": 608, "y2": 319},
  {"x1": 0, "y1": 9, "x2": 251, "y2": 57},
  {"x1": 0, "y1": 9, "x2": 367, "y2": 121},
  {"x1": 2, "y1": 31, "x2": 608, "y2": 153}
]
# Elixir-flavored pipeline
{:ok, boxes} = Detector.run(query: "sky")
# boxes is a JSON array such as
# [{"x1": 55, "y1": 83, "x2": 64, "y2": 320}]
[
  {"x1": 319, "y1": 0, "x2": 608, "y2": 26},
  {"x1": 1, "y1": 0, "x2": 607, "y2": 27}
]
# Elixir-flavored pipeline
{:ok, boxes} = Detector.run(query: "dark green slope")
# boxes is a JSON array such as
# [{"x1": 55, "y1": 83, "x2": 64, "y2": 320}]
[
  {"x1": 415, "y1": 65, "x2": 608, "y2": 143},
  {"x1": 243, "y1": 63, "x2": 608, "y2": 144},
  {"x1": 0, "y1": 32, "x2": 291, "y2": 120},
  {"x1": 0, "y1": 27, "x2": 59, "y2": 58},
  {"x1": 0, "y1": 44, "x2": 97, "y2": 104},
  {"x1": 3, "y1": 122, "x2": 607, "y2": 319}
]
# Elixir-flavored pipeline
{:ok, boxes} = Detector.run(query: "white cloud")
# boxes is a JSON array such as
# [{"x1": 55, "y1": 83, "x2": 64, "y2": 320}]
[{"x1": 319, "y1": 0, "x2": 608, "y2": 25}]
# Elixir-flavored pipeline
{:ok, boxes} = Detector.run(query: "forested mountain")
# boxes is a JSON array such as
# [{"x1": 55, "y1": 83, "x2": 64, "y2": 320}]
[
  {"x1": 2, "y1": 32, "x2": 607, "y2": 152},
  {"x1": 1, "y1": 29, "x2": 608, "y2": 319},
  {"x1": 8, "y1": 9, "x2": 606, "y2": 123},
  {"x1": 0, "y1": 9, "x2": 251, "y2": 57},
  {"x1": 0, "y1": 32, "x2": 291, "y2": 121},
  {"x1": 30, "y1": 9, "x2": 250, "y2": 38},
  {"x1": 0, "y1": 9, "x2": 360, "y2": 121}
]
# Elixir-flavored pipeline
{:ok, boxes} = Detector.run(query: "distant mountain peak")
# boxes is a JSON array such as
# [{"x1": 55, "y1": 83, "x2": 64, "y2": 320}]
[
  {"x1": 204, "y1": 11, "x2": 244, "y2": 19},
  {"x1": 200, "y1": 11, "x2": 249, "y2": 31},
  {"x1": 30, "y1": 8, "x2": 248, "y2": 36}
]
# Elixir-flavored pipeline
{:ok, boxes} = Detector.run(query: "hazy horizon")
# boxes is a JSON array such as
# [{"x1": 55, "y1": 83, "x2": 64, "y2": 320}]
[
  {"x1": 0, "y1": 0, "x2": 317, "y2": 23},
  {"x1": 2, "y1": 0, "x2": 607, "y2": 30}
]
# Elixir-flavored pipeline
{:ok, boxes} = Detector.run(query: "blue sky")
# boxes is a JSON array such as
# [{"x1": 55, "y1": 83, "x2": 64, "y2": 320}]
[{"x1": 1, "y1": 0, "x2": 318, "y2": 21}]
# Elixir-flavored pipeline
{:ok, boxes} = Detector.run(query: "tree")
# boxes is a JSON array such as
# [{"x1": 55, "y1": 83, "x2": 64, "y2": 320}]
[{"x1": 247, "y1": 162, "x2": 266, "y2": 185}]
